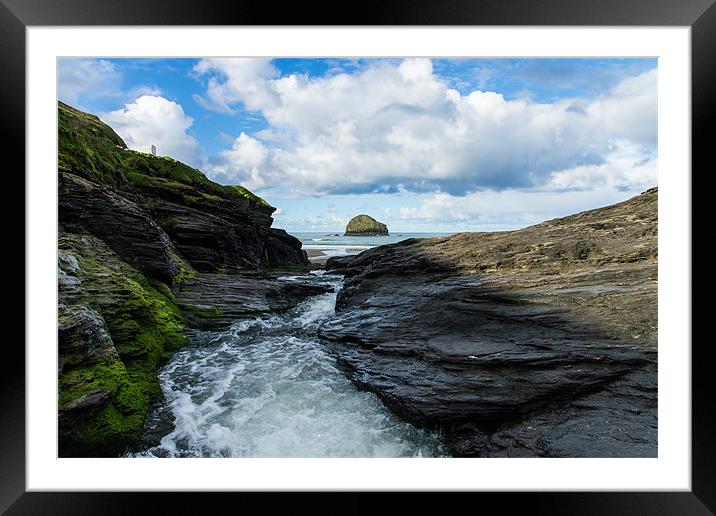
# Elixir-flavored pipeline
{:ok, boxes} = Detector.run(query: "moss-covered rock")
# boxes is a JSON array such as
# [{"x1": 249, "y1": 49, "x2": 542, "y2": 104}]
[
  {"x1": 344, "y1": 214, "x2": 389, "y2": 236},
  {"x1": 57, "y1": 102, "x2": 310, "y2": 456},
  {"x1": 58, "y1": 233, "x2": 187, "y2": 456},
  {"x1": 58, "y1": 101, "x2": 307, "y2": 272},
  {"x1": 59, "y1": 101, "x2": 273, "y2": 211}
]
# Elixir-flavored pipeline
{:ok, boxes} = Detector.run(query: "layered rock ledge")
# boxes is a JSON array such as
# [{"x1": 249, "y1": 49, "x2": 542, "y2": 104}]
[{"x1": 321, "y1": 188, "x2": 658, "y2": 457}]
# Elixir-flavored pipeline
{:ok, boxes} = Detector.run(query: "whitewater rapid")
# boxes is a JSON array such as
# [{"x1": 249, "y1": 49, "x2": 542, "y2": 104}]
[{"x1": 135, "y1": 271, "x2": 445, "y2": 458}]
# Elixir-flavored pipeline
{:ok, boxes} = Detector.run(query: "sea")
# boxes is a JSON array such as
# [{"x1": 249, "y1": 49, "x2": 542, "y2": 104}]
[{"x1": 293, "y1": 231, "x2": 454, "y2": 258}]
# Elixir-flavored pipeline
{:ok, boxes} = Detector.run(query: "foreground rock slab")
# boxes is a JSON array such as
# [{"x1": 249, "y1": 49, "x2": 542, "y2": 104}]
[{"x1": 319, "y1": 188, "x2": 658, "y2": 457}]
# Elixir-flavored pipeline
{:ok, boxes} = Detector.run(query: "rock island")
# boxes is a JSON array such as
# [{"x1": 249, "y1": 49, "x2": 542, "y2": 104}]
[{"x1": 344, "y1": 214, "x2": 389, "y2": 236}]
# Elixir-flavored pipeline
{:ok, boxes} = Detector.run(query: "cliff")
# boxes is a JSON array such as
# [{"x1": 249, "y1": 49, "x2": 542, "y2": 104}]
[
  {"x1": 322, "y1": 188, "x2": 658, "y2": 457},
  {"x1": 57, "y1": 102, "x2": 314, "y2": 456},
  {"x1": 58, "y1": 102, "x2": 307, "y2": 276}
]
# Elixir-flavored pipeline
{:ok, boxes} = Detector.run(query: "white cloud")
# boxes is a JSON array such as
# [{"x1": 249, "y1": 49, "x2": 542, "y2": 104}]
[
  {"x1": 127, "y1": 84, "x2": 163, "y2": 98},
  {"x1": 398, "y1": 187, "x2": 648, "y2": 231},
  {"x1": 195, "y1": 58, "x2": 657, "y2": 196},
  {"x1": 208, "y1": 132, "x2": 269, "y2": 187},
  {"x1": 327, "y1": 205, "x2": 347, "y2": 226},
  {"x1": 273, "y1": 205, "x2": 349, "y2": 231},
  {"x1": 547, "y1": 139, "x2": 657, "y2": 191},
  {"x1": 58, "y1": 59, "x2": 122, "y2": 105},
  {"x1": 101, "y1": 96, "x2": 203, "y2": 168},
  {"x1": 400, "y1": 193, "x2": 473, "y2": 223},
  {"x1": 193, "y1": 58, "x2": 280, "y2": 113},
  {"x1": 58, "y1": 59, "x2": 163, "y2": 108}
]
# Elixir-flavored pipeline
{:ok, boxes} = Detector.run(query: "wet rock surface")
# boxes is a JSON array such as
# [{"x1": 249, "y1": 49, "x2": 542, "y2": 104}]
[
  {"x1": 325, "y1": 254, "x2": 358, "y2": 271},
  {"x1": 176, "y1": 272, "x2": 333, "y2": 331},
  {"x1": 320, "y1": 188, "x2": 658, "y2": 457},
  {"x1": 58, "y1": 303, "x2": 118, "y2": 373}
]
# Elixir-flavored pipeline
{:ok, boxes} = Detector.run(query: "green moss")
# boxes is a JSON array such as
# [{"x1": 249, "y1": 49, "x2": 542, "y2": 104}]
[
  {"x1": 156, "y1": 216, "x2": 180, "y2": 234},
  {"x1": 201, "y1": 192, "x2": 224, "y2": 203},
  {"x1": 58, "y1": 354, "x2": 151, "y2": 456},
  {"x1": 68, "y1": 404, "x2": 143, "y2": 456},
  {"x1": 91, "y1": 273, "x2": 186, "y2": 358},
  {"x1": 58, "y1": 234, "x2": 189, "y2": 456},
  {"x1": 186, "y1": 305, "x2": 224, "y2": 318},
  {"x1": 59, "y1": 359, "x2": 127, "y2": 409},
  {"x1": 227, "y1": 185, "x2": 272, "y2": 208},
  {"x1": 59, "y1": 101, "x2": 273, "y2": 211},
  {"x1": 58, "y1": 101, "x2": 127, "y2": 186}
]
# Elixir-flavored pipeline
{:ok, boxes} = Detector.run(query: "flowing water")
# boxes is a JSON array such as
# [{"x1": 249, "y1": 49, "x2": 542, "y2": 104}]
[{"x1": 135, "y1": 271, "x2": 445, "y2": 458}]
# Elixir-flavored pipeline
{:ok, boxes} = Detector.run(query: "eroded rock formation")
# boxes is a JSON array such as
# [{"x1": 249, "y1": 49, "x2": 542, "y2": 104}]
[
  {"x1": 57, "y1": 102, "x2": 312, "y2": 456},
  {"x1": 321, "y1": 188, "x2": 658, "y2": 457}
]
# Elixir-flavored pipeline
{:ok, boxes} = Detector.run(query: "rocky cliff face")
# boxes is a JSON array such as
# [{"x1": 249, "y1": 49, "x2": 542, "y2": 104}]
[
  {"x1": 57, "y1": 102, "x2": 310, "y2": 456},
  {"x1": 58, "y1": 102, "x2": 307, "y2": 276},
  {"x1": 322, "y1": 188, "x2": 658, "y2": 457},
  {"x1": 344, "y1": 214, "x2": 389, "y2": 236}
]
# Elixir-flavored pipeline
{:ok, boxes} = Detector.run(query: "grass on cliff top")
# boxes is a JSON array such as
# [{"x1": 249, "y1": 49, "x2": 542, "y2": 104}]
[{"x1": 58, "y1": 101, "x2": 273, "y2": 210}]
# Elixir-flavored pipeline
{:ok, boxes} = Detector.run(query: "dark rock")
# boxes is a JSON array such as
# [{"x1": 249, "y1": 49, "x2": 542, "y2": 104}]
[
  {"x1": 320, "y1": 188, "x2": 658, "y2": 457},
  {"x1": 176, "y1": 272, "x2": 333, "y2": 331},
  {"x1": 58, "y1": 303, "x2": 118, "y2": 371},
  {"x1": 325, "y1": 254, "x2": 357, "y2": 271},
  {"x1": 141, "y1": 186, "x2": 307, "y2": 272},
  {"x1": 57, "y1": 232, "x2": 188, "y2": 457},
  {"x1": 473, "y1": 362, "x2": 658, "y2": 457},
  {"x1": 59, "y1": 170, "x2": 182, "y2": 286},
  {"x1": 264, "y1": 229, "x2": 309, "y2": 267},
  {"x1": 58, "y1": 100, "x2": 307, "y2": 278}
]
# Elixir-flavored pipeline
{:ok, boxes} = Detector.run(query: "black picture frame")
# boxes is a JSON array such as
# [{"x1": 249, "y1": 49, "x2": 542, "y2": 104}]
[{"x1": 5, "y1": 0, "x2": 711, "y2": 513}]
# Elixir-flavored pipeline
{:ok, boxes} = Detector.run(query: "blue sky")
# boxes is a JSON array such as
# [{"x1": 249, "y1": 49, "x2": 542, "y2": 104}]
[{"x1": 59, "y1": 57, "x2": 657, "y2": 232}]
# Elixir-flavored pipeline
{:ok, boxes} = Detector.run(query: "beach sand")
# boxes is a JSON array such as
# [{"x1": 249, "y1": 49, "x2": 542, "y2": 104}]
[
  {"x1": 306, "y1": 249, "x2": 329, "y2": 265},
  {"x1": 306, "y1": 248, "x2": 364, "y2": 266}
]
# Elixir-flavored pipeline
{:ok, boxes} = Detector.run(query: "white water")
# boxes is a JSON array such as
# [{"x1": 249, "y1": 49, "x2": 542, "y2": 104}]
[{"x1": 135, "y1": 272, "x2": 445, "y2": 458}]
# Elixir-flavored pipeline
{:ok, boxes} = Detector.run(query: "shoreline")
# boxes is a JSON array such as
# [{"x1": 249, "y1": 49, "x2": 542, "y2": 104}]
[
  {"x1": 305, "y1": 247, "x2": 366, "y2": 265},
  {"x1": 306, "y1": 249, "x2": 329, "y2": 265}
]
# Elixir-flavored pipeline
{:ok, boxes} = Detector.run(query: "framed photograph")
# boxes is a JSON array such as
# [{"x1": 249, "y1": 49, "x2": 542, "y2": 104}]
[{"x1": 7, "y1": 0, "x2": 711, "y2": 512}]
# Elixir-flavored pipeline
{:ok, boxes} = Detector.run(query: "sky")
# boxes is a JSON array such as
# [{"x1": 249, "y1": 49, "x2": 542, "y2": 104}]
[{"x1": 58, "y1": 57, "x2": 658, "y2": 232}]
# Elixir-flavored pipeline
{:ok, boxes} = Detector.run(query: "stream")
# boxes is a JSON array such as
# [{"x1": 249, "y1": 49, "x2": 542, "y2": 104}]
[{"x1": 134, "y1": 271, "x2": 445, "y2": 458}]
